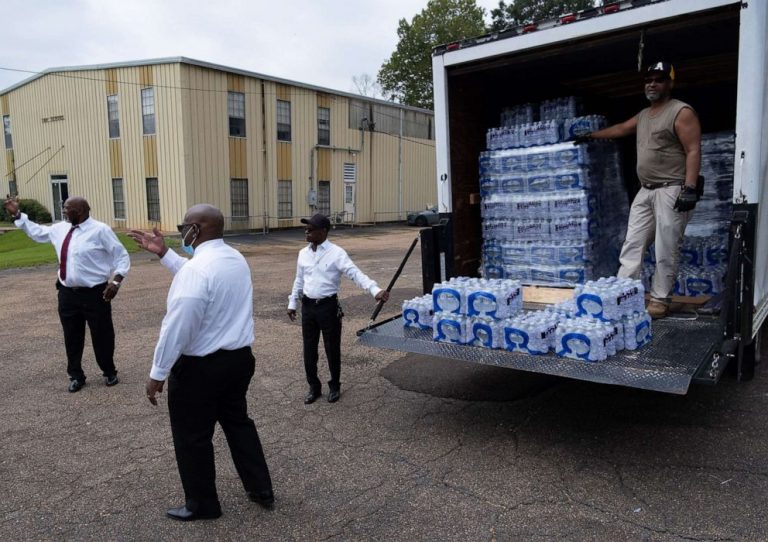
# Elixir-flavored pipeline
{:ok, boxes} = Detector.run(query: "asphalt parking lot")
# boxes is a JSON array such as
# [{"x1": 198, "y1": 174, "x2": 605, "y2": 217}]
[{"x1": 1, "y1": 223, "x2": 767, "y2": 541}]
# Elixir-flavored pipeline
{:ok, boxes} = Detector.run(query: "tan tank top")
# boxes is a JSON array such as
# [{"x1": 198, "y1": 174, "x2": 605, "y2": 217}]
[{"x1": 636, "y1": 99, "x2": 694, "y2": 184}]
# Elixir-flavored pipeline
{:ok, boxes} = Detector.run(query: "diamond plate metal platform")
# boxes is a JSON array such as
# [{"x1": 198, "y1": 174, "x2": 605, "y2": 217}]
[{"x1": 358, "y1": 315, "x2": 723, "y2": 395}]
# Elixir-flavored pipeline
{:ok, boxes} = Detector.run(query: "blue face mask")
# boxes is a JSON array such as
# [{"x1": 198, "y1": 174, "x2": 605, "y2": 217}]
[{"x1": 181, "y1": 225, "x2": 198, "y2": 256}]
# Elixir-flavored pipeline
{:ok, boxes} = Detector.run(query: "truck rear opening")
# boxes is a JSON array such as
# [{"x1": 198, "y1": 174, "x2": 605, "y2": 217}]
[
  {"x1": 443, "y1": 3, "x2": 739, "y2": 276},
  {"x1": 358, "y1": 0, "x2": 767, "y2": 394}
]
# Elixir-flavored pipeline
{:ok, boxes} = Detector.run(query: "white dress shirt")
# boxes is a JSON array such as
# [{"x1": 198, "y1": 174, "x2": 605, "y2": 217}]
[
  {"x1": 150, "y1": 239, "x2": 255, "y2": 381},
  {"x1": 14, "y1": 213, "x2": 130, "y2": 287},
  {"x1": 287, "y1": 240, "x2": 381, "y2": 311}
]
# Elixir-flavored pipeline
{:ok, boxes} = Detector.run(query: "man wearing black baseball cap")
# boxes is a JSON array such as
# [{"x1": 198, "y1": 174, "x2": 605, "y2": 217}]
[
  {"x1": 573, "y1": 61, "x2": 702, "y2": 319},
  {"x1": 287, "y1": 214, "x2": 389, "y2": 403}
]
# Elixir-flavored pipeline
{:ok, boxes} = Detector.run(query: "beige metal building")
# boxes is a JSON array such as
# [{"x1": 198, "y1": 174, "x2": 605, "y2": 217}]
[{"x1": 1, "y1": 57, "x2": 437, "y2": 231}]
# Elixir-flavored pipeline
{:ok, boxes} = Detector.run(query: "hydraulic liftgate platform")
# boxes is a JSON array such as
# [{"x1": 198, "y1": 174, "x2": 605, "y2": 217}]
[{"x1": 357, "y1": 314, "x2": 723, "y2": 395}]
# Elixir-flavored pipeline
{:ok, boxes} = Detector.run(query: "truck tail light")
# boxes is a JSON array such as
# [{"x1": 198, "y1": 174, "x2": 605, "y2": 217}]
[{"x1": 446, "y1": 42, "x2": 460, "y2": 51}]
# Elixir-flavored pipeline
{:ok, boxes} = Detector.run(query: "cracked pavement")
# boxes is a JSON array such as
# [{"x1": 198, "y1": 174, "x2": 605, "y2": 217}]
[{"x1": 1, "y1": 224, "x2": 766, "y2": 541}]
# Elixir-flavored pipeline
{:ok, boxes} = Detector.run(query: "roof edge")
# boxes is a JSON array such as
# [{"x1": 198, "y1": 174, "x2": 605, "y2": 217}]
[{"x1": 0, "y1": 56, "x2": 434, "y2": 115}]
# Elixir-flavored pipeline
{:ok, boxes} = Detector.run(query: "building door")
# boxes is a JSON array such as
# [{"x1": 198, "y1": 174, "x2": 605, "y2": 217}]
[
  {"x1": 343, "y1": 163, "x2": 356, "y2": 222},
  {"x1": 50, "y1": 175, "x2": 69, "y2": 221}
]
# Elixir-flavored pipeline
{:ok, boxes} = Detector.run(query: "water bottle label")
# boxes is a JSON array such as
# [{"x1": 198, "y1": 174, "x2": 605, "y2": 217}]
[
  {"x1": 504, "y1": 327, "x2": 530, "y2": 352},
  {"x1": 558, "y1": 332, "x2": 592, "y2": 360},
  {"x1": 467, "y1": 292, "x2": 498, "y2": 317},
  {"x1": 434, "y1": 319, "x2": 464, "y2": 344},
  {"x1": 470, "y1": 322, "x2": 495, "y2": 348},
  {"x1": 576, "y1": 293, "x2": 605, "y2": 319},
  {"x1": 432, "y1": 288, "x2": 461, "y2": 313}
]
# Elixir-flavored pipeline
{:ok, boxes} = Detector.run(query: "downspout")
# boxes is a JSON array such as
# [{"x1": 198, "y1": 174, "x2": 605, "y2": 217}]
[
  {"x1": 307, "y1": 116, "x2": 368, "y2": 214},
  {"x1": 398, "y1": 109, "x2": 404, "y2": 220},
  {"x1": 260, "y1": 80, "x2": 269, "y2": 233}
]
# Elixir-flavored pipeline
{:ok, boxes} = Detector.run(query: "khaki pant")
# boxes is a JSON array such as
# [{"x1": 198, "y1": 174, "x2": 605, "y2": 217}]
[{"x1": 617, "y1": 185, "x2": 691, "y2": 304}]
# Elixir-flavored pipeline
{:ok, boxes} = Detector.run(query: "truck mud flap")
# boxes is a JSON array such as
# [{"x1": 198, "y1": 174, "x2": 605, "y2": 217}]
[{"x1": 358, "y1": 315, "x2": 722, "y2": 395}]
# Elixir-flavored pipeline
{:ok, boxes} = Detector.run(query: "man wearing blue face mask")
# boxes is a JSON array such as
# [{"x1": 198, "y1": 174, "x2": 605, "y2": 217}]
[{"x1": 128, "y1": 205, "x2": 273, "y2": 521}]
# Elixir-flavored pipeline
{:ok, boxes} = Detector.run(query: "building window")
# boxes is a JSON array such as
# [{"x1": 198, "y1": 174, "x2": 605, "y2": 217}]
[
  {"x1": 107, "y1": 95, "x2": 120, "y2": 138},
  {"x1": 230, "y1": 178, "x2": 248, "y2": 219},
  {"x1": 277, "y1": 100, "x2": 291, "y2": 141},
  {"x1": 277, "y1": 180, "x2": 292, "y2": 219},
  {"x1": 317, "y1": 106, "x2": 330, "y2": 146},
  {"x1": 141, "y1": 88, "x2": 156, "y2": 135},
  {"x1": 345, "y1": 184, "x2": 354, "y2": 204},
  {"x1": 112, "y1": 178, "x2": 126, "y2": 219},
  {"x1": 228, "y1": 92, "x2": 246, "y2": 137},
  {"x1": 3, "y1": 115, "x2": 11, "y2": 149},
  {"x1": 8, "y1": 179, "x2": 18, "y2": 197},
  {"x1": 146, "y1": 177, "x2": 160, "y2": 221},
  {"x1": 317, "y1": 181, "x2": 330, "y2": 217}
]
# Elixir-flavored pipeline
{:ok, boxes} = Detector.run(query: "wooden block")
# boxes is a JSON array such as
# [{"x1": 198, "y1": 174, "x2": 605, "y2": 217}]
[{"x1": 523, "y1": 285, "x2": 574, "y2": 305}]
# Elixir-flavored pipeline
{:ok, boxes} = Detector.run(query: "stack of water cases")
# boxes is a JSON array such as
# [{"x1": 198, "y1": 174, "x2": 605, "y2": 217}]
[
  {"x1": 402, "y1": 275, "x2": 652, "y2": 362},
  {"x1": 481, "y1": 96, "x2": 630, "y2": 285},
  {"x1": 642, "y1": 131, "x2": 733, "y2": 297}
]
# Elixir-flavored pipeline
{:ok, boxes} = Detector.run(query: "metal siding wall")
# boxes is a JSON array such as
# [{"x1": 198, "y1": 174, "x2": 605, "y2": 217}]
[
  {"x1": 317, "y1": 148, "x2": 331, "y2": 180},
  {"x1": 4, "y1": 70, "x2": 112, "y2": 223},
  {"x1": 183, "y1": 65, "x2": 229, "y2": 212}
]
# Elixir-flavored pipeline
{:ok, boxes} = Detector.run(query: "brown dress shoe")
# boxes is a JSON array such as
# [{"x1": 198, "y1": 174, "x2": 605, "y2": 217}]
[{"x1": 647, "y1": 300, "x2": 668, "y2": 319}]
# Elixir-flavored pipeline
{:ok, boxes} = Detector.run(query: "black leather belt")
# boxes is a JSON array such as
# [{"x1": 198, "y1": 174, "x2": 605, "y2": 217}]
[
  {"x1": 302, "y1": 294, "x2": 338, "y2": 305},
  {"x1": 57, "y1": 281, "x2": 107, "y2": 292},
  {"x1": 641, "y1": 180, "x2": 683, "y2": 190}
]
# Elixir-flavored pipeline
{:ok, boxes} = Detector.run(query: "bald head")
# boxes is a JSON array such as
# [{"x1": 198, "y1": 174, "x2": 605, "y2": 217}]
[
  {"x1": 184, "y1": 204, "x2": 224, "y2": 243},
  {"x1": 63, "y1": 197, "x2": 90, "y2": 225}
]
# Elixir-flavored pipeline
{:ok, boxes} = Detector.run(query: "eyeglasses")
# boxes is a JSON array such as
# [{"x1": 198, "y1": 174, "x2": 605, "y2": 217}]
[
  {"x1": 644, "y1": 76, "x2": 670, "y2": 84},
  {"x1": 177, "y1": 223, "x2": 198, "y2": 233}
]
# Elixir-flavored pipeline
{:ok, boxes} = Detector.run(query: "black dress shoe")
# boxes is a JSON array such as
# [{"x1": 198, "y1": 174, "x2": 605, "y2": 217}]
[
  {"x1": 247, "y1": 490, "x2": 275, "y2": 510},
  {"x1": 68, "y1": 380, "x2": 85, "y2": 393},
  {"x1": 104, "y1": 374, "x2": 119, "y2": 386},
  {"x1": 166, "y1": 505, "x2": 222, "y2": 521},
  {"x1": 327, "y1": 389, "x2": 340, "y2": 403},
  {"x1": 304, "y1": 389, "x2": 321, "y2": 404}
]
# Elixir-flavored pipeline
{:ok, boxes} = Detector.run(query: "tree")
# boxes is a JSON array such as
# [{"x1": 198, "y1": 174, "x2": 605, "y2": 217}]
[
  {"x1": 351, "y1": 73, "x2": 384, "y2": 100},
  {"x1": 378, "y1": 0, "x2": 486, "y2": 109},
  {"x1": 489, "y1": 0, "x2": 597, "y2": 31}
]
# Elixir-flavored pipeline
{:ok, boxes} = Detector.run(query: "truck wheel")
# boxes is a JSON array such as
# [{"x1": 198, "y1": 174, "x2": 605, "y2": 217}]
[{"x1": 415, "y1": 216, "x2": 427, "y2": 227}]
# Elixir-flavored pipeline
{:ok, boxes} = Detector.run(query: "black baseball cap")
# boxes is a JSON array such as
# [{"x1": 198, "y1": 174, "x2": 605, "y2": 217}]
[
  {"x1": 646, "y1": 61, "x2": 675, "y2": 81},
  {"x1": 301, "y1": 213, "x2": 331, "y2": 231}
]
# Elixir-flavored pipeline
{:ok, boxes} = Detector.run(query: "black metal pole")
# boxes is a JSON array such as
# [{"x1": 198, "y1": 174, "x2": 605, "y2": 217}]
[{"x1": 366, "y1": 236, "x2": 419, "y2": 328}]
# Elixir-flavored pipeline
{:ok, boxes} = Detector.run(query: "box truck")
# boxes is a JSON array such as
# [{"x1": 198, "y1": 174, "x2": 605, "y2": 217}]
[{"x1": 358, "y1": 0, "x2": 767, "y2": 395}]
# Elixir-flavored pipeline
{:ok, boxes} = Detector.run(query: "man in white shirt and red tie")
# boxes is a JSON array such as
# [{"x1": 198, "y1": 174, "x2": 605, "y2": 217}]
[
  {"x1": 128, "y1": 204, "x2": 273, "y2": 521},
  {"x1": 3, "y1": 196, "x2": 129, "y2": 392},
  {"x1": 287, "y1": 214, "x2": 390, "y2": 404}
]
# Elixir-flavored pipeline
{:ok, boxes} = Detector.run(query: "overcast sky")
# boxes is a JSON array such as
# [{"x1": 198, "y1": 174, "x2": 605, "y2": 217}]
[{"x1": 1, "y1": 0, "x2": 501, "y2": 95}]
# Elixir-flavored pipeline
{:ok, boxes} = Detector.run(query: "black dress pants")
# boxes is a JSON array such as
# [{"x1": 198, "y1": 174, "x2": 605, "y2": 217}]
[
  {"x1": 301, "y1": 296, "x2": 343, "y2": 392},
  {"x1": 168, "y1": 347, "x2": 272, "y2": 514},
  {"x1": 57, "y1": 282, "x2": 116, "y2": 382}
]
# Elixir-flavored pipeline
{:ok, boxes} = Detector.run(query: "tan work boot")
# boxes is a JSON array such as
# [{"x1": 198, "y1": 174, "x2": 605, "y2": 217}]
[{"x1": 647, "y1": 300, "x2": 669, "y2": 319}]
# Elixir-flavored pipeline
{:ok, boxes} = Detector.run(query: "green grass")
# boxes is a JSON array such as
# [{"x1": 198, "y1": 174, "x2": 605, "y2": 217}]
[{"x1": 0, "y1": 230, "x2": 143, "y2": 270}]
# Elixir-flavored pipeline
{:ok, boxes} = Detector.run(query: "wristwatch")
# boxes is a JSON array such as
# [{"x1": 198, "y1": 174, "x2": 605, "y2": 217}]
[{"x1": 111, "y1": 280, "x2": 121, "y2": 288}]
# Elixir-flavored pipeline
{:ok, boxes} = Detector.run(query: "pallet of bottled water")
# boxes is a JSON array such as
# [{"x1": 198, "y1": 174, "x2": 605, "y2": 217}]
[{"x1": 405, "y1": 275, "x2": 653, "y2": 360}]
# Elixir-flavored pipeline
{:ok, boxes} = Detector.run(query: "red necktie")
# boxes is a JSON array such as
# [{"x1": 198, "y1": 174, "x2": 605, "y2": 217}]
[{"x1": 59, "y1": 225, "x2": 78, "y2": 281}]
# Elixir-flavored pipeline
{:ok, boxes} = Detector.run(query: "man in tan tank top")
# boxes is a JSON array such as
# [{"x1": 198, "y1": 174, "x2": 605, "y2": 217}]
[{"x1": 576, "y1": 61, "x2": 702, "y2": 319}]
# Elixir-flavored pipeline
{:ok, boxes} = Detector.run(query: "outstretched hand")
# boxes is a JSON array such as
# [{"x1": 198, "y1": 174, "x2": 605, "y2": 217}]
[
  {"x1": 375, "y1": 291, "x2": 390, "y2": 303},
  {"x1": 128, "y1": 227, "x2": 168, "y2": 257},
  {"x1": 3, "y1": 196, "x2": 19, "y2": 217}
]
